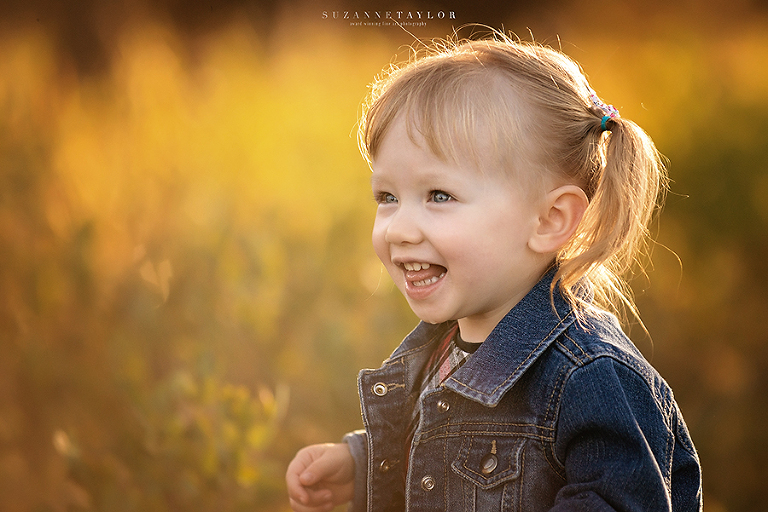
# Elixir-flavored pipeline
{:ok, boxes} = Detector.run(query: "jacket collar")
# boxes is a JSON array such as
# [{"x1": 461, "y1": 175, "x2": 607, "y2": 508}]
[
  {"x1": 393, "y1": 268, "x2": 577, "y2": 407},
  {"x1": 445, "y1": 268, "x2": 575, "y2": 406}
]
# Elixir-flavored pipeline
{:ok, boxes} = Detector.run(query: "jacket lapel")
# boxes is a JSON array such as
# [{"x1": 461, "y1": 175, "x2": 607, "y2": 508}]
[{"x1": 444, "y1": 270, "x2": 576, "y2": 406}]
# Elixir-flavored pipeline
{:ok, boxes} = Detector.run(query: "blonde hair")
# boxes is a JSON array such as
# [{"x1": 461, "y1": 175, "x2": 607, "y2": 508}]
[{"x1": 359, "y1": 33, "x2": 667, "y2": 323}]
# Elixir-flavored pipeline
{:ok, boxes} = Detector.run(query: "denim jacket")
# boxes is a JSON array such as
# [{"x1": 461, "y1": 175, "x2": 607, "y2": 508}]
[{"x1": 343, "y1": 271, "x2": 702, "y2": 511}]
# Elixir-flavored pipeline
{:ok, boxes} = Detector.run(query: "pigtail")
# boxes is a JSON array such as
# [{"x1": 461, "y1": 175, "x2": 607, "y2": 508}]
[{"x1": 555, "y1": 114, "x2": 667, "y2": 323}]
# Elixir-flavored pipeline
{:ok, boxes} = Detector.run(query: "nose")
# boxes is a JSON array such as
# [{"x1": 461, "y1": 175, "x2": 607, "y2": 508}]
[{"x1": 382, "y1": 206, "x2": 423, "y2": 246}]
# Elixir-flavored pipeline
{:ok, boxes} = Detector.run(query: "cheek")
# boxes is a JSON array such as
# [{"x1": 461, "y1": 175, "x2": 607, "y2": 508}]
[
  {"x1": 447, "y1": 218, "x2": 528, "y2": 267},
  {"x1": 371, "y1": 221, "x2": 389, "y2": 263},
  {"x1": 371, "y1": 220, "x2": 405, "y2": 287}
]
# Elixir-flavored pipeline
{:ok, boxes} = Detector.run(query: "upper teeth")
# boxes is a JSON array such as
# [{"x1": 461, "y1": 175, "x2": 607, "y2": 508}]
[{"x1": 404, "y1": 262, "x2": 430, "y2": 271}]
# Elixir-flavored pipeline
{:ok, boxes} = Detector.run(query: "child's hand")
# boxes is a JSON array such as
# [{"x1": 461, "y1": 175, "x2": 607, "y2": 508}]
[{"x1": 286, "y1": 442, "x2": 355, "y2": 512}]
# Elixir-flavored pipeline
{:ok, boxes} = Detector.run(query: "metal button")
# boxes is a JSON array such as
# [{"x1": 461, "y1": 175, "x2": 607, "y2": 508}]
[
  {"x1": 436, "y1": 399, "x2": 450, "y2": 412},
  {"x1": 372, "y1": 382, "x2": 388, "y2": 396},
  {"x1": 480, "y1": 454, "x2": 498, "y2": 475},
  {"x1": 379, "y1": 459, "x2": 392, "y2": 472},
  {"x1": 421, "y1": 475, "x2": 436, "y2": 491}
]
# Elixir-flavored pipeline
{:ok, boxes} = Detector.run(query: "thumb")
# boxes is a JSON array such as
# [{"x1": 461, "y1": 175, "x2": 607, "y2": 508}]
[{"x1": 299, "y1": 468, "x2": 318, "y2": 486}]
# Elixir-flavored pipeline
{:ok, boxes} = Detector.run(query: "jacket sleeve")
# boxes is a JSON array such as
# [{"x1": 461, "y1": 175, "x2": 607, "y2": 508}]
[
  {"x1": 551, "y1": 357, "x2": 701, "y2": 512},
  {"x1": 342, "y1": 429, "x2": 368, "y2": 512}
]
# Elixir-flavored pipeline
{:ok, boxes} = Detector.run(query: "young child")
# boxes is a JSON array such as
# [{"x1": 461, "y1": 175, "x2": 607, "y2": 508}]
[{"x1": 286, "y1": 33, "x2": 702, "y2": 512}]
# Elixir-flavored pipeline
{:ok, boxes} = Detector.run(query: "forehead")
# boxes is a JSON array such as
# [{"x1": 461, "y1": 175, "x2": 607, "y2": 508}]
[
  {"x1": 372, "y1": 111, "x2": 517, "y2": 182},
  {"x1": 371, "y1": 115, "x2": 469, "y2": 172},
  {"x1": 370, "y1": 116, "x2": 521, "y2": 194}
]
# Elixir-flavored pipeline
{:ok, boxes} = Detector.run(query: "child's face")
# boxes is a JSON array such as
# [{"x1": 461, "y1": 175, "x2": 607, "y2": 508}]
[{"x1": 371, "y1": 116, "x2": 550, "y2": 342}]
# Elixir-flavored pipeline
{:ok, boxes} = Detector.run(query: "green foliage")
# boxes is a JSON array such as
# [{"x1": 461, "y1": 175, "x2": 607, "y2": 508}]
[{"x1": 0, "y1": 22, "x2": 405, "y2": 511}]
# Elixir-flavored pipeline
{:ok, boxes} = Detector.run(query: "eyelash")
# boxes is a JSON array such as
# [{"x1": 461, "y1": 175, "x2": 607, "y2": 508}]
[
  {"x1": 374, "y1": 192, "x2": 398, "y2": 204},
  {"x1": 374, "y1": 190, "x2": 454, "y2": 204},
  {"x1": 430, "y1": 190, "x2": 453, "y2": 203}
]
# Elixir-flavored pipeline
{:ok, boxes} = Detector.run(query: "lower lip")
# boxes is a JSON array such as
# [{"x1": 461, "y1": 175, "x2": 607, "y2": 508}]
[{"x1": 404, "y1": 272, "x2": 446, "y2": 301}]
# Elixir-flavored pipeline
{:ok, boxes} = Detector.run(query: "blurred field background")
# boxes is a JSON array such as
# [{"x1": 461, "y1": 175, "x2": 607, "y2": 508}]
[{"x1": 1, "y1": 0, "x2": 767, "y2": 510}]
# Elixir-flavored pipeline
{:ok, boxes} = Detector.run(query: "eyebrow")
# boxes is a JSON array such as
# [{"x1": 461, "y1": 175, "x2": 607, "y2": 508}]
[{"x1": 370, "y1": 174, "x2": 387, "y2": 188}]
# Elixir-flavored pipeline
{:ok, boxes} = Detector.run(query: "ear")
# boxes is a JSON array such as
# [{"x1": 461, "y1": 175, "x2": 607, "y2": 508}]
[{"x1": 528, "y1": 185, "x2": 588, "y2": 255}]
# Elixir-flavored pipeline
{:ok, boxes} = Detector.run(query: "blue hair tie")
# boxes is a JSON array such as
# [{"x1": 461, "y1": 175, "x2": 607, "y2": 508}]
[
  {"x1": 601, "y1": 115, "x2": 611, "y2": 132},
  {"x1": 589, "y1": 91, "x2": 620, "y2": 132}
]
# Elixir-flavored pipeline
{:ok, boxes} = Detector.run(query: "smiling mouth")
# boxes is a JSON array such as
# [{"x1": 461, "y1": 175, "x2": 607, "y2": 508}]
[{"x1": 403, "y1": 262, "x2": 447, "y2": 287}]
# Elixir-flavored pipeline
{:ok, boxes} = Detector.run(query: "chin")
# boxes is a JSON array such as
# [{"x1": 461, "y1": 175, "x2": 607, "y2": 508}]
[{"x1": 410, "y1": 308, "x2": 451, "y2": 326}]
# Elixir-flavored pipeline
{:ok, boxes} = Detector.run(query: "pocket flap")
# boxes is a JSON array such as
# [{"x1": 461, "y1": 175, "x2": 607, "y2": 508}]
[{"x1": 451, "y1": 436, "x2": 525, "y2": 489}]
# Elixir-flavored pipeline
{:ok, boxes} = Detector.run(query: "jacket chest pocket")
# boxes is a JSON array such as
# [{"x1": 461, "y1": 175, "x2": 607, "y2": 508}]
[{"x1": 451, "y1": 436, "x2": 525, "y2": 512}]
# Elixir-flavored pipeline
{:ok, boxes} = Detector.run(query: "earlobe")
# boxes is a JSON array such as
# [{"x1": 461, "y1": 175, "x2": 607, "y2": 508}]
[{"x1": 528, "y1": 185, "x2": 588, "y2": 254}]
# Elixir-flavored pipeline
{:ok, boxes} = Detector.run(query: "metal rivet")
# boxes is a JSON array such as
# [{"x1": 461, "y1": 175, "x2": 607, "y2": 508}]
[
  {"x1": 379, "y1": 459, "x2": 392, "y2": 472},
  {"x1": 480, "y1": 454, "x2": 498, "y2": 475},
  {"x1": 421, "y1": 475, "x2": 435, "y2": 491},
  {"x1": 372, "y1": 382, "x2": 388, "y2": 396},
  {"x1": 436, "y1": 399, "x2": 450, "y2": 412}
]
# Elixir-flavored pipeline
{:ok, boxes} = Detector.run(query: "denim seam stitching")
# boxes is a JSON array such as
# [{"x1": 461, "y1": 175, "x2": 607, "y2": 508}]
[
  {"x1": 561, "y1": 332, "x2": 592, "y2": 365},
  {"x1": 418, "y1": 422, "x2": 553, "y2": 436},
  {"x1": 544, "y1": 447, "x2": 567, "y2": 482},
  {"x1": 448, "y1": 314, "x2": 573, "y2": 398},
  {"x1": 555, "y1": 340, "x2": 583, "y2": 365},
  {"x1": 423, "y1": 431, "x2": 553, "y2": 444},
  {"x1": 544, "y1": 363, "x2": 571, "y2": 477},
  {"x1": 673, "y1": 403, "x2": 698, "y2": 458},
  {"x1": 518, "y1": 446, "x2": 525, "y2": 511},
  {"x1": 543, "y1": 353, "x2": 568, "y2": 429},
  {"x1": 444, "y1": 431, "x2": 451, "y2": 510}
]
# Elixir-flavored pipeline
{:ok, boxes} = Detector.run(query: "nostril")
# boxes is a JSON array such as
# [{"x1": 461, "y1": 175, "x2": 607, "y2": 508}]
[{"x1": 385, "y1": 220, "x2": 421, "y2": 245}]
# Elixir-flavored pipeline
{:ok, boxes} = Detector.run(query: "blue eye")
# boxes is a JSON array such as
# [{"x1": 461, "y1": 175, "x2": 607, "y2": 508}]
[
  {"x1": 431, "y1": 190, "x2": 453, "y2": 203},
  {"x1": 375, "y1": 192, "x2": 398, "y2": 204}
]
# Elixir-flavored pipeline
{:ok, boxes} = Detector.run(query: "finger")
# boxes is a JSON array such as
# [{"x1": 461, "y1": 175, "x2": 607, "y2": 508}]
[
  {"x1": 286, "y1": 467, "x2": 311, "y2": 504},
  {"x1": 298, "y1": 469, "x2": 318, "y2": 486},
  {"x1": 299, "y1": 445, "x2": 347, "y2": 485},
  {"x1": 304, "y1": 487, "x2": 333, "y2": 504},
  {"x1": 287, "y1": 473, "x2": 333, "y2": 507},
  {"x1": 289, "y1": 496, "x2": 334, "y2": 512},
  {"x1": 287, "y1": 448, "x2": 323, "y2": 503}
]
